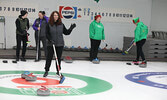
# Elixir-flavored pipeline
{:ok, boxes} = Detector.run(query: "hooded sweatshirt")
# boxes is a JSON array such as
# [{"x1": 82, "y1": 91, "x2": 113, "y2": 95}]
[
  {"x1": 89, "y1": 20, "x2": 105, "y2": 40},
  {"x1": 133, "y1": 17, "x2": 148, "y2": 42}
]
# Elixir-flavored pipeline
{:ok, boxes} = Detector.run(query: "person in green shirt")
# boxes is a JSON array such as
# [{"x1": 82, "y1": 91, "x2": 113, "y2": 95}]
[
  {"x1": 132, "y1": 17, "x2": 148, "y2": 67},
  {"x1": 89, "y1": 15, "x2": 105, "y2": 63}
]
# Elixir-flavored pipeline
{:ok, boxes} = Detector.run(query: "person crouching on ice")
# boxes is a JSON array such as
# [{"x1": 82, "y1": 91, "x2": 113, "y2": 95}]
[
  {"x1": 89, "y1": 15, "x2": 105, "y2": 63},
  {"x1": 43, "y1": 11, "x2": 76, "y2": 77},
  {"x1": 132, "y1": 17, "x2": 148, "y2": 67}
]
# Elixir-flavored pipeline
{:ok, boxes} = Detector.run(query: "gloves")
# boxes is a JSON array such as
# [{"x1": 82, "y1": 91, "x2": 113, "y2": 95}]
[{"x1": 69, "y1": 23, "x2": 76, "y2": 30}]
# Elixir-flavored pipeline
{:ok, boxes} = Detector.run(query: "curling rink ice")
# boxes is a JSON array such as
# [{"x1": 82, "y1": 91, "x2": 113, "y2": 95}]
[{"x1": 0, "y1": 59, "x2": 167, "y2": 100}]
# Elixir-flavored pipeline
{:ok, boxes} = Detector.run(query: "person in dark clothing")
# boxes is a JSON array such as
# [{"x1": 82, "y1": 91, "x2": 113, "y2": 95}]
[
  {"x1": 32, "y1": 11, "x2": 49, "y2": 61},
  {"x1": 15, "y1": 10, "x2": 29, "y2": 61},
  {"x1": 43, "y1": 11, "x2": 76, "y2": 77}
]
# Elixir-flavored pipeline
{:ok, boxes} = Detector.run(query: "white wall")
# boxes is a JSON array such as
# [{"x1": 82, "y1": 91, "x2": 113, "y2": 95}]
[
  {"x1": 151, "y1": 0, "x2": 167, "y2": 32},
  {"x1": 0, "y1": 0, "x2": 152, "y2": 49}
]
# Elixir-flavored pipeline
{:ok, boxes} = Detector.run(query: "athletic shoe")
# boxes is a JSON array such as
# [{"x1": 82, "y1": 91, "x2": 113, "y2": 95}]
[
  {"x1": 16, "y1": 58, "x2": 19, "y2": 61},
  {"x1": 139, "y1": 60, "x2": 147, "y2": 68},
  {"x1": 142, "y1": 60, "x2": 147, "y2": 64},
  {"x1": 34, "y1": 59, "x2": 40, "y2": 62},
  {"x1": 96, "y1": 58, "x2": 100, "y2": 61},
  {"x1": 132, "y1": 60, "x2": 139, "y2": 65},
  {"x1": 92, "y1": 58, "x2": 100, "y2": 64},
  {"x1": 21, "y1": 57, "x2": 26, "y2": 62},
  {"x1": 92, "y1": 58, "x2": 99, "y2": 61},
  {"x1": 43, "y1": 71, "x2": 48, "y2": 77}
]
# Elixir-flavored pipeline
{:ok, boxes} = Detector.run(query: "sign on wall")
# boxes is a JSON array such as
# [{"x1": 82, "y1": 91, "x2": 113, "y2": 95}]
[
  {"x1": 59, "y1": 5, "x2": 135, "y2": 23},
  {"x1": 0, "y1": 2, "x2": 38, "y2": 18}
]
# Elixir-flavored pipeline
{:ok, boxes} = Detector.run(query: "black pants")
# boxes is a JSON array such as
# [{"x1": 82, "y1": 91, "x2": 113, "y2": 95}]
[
  {"x1": 45, "y1": 46, "x2": 63, "y2": 73},
  {"x1": 35, "y1": 33, "x2": 47, "y2": 59},
  {"x1": 136, "y1": 39, "x2": 146, "y2": 61},
  {"x1": 90, "y1": 39, "x2": 101, "y2": 61},
  {"x1": 16, "y1": 34, "x2": 27, "y2": 59}
]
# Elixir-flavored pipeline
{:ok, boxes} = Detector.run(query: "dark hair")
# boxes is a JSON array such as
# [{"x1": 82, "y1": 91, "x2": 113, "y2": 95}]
[
  {"x1": 49, "y1": 11, "x2": 62, "y2": 26},
  {"x1": 39, "y1": 11, "x2": 45, "y2": 15},
  {"x1": 20, "y1": 10, "x2": 28, "y2": 16},
  {"x1": 42, "y1": 11, "x2": 45, "y2": 15}
]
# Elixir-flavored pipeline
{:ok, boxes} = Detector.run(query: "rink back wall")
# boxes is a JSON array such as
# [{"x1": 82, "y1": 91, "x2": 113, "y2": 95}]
[{"x1": 0, "y1": 0, "x2": 152, "y2": 49}]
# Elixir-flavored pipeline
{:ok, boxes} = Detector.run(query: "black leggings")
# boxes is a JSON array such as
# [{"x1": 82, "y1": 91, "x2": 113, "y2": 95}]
[
  {"x1": 90, "y1": 39, "x2": 101, "y2": 61},
  {"x1": 45, "y1": 46, "x2": 63, "y2": 73},
  {"x1": 136, "y1": 39, "x2": 146, "y2": 61},
  {"x1": 16, "y1": 34, "x2": 27, "y2": 58}
]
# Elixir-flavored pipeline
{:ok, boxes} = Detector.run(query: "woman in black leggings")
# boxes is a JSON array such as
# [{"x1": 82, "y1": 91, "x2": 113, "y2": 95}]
[{"x1": 43, "y1": 11, "x2": 76, "y2": 77}]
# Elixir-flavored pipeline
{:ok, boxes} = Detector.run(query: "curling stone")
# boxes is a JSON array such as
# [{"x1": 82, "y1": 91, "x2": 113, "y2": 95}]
[
  {"x1": 139, "y1": 64, "x2": 147, "y2": 68},
  {"x1": 102, "y1": 47, "x2": 108, "y2": 53},
  {"x1": 64, "y1": 56, "x2": 73, "y2": 63},
  {"x1": 83, "y1": 46, "x2": 89, "y2": 52},
  {"x1": 37, "y1": 86, "x2": 50, "y2": 96},
  {"x1": 25, "y1": 73, "x2": 37, "y2": 81},
  {"x1": 21, "y1": 71, "x2": 30, "y2": 79},
  {"x1": 77, "y1": 46, "x2": 82, "y2": 52}
]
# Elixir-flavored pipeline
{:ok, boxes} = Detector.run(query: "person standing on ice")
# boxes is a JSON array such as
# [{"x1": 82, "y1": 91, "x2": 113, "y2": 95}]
[
  {"x1": 89, "y1": 15, "x2": 105, "y2": 63},
  {"x1": 43, "y1": 11, "x2": 76, "y2": 77},
  {"x1": 15, "y1": 10, "x2": 29, "y2": 62},
  {"x1": 33, "y1": 11, "x2": 49, "y2": 61},
  {"x1": 132, "y1": 17, "x2": 148, "y2": 67}
]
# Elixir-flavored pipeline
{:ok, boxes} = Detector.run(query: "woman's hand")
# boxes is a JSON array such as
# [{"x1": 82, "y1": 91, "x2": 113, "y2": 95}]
[
  {"x1": 133, "y1": 42, "x2": 136, "y2": 46},
  {"x1": 70, "y1": 23, "x2": 76, "y2": 30},
  {"x1": 38, "y1": 27, "x2": 40, "y2": 31}
]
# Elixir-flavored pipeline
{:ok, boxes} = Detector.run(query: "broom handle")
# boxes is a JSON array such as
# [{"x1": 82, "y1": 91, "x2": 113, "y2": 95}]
[
  {"x1": 36, "y1": 25, "x2": 40, "y2": 60},
  {"x1": 126, "y1": 44, "x2": 134, "y2": 52},
  {"x1": 53, "y1": 44, "x2": 61, "y2": 75}
]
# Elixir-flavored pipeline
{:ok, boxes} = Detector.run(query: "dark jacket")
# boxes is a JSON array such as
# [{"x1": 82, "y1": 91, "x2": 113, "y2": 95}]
[
  {"x1": 32, "y1": 16, "x2": 48, "y2": 37},
  {"x1": 46, "y1": 22, "x2": 72, "y2": 46},
  {"x1": 15, "y1": 15, "x2": 29, "y2": 36}
]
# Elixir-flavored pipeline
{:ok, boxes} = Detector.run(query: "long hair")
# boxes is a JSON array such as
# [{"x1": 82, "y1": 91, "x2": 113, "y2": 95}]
[{"x1": 49, "y1": 11, "x2": 62, "y2": 26}]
